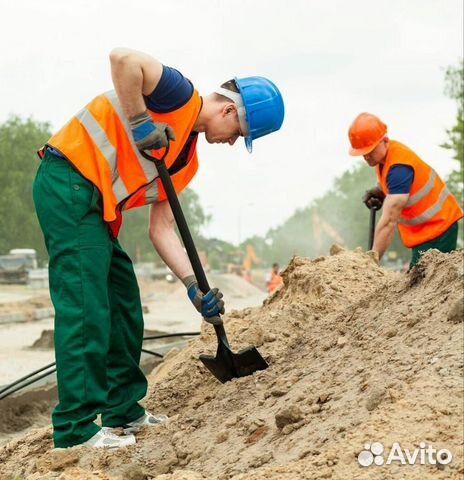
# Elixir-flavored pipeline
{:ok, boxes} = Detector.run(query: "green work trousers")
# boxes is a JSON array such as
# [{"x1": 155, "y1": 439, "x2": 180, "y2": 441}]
[
  {"x1": 410, "y1": 221, "x2": 459, "y2": 268},
  {"x1": 32, "y1": 150, "x2": 147, "y2": 448}
]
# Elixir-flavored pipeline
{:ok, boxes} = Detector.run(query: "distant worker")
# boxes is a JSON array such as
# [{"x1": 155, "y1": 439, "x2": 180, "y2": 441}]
[
  {"x1": 266, "y1": 263, "x2": 283, "y2": 294},
  {"x1": 348, "y1": 113, "x2": 463, "y2": 267}
]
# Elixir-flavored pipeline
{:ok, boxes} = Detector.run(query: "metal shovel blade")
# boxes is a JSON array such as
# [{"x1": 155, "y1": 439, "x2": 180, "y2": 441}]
[{"x1": 199, "y1": 340, "x2": 268, "y2": 383}]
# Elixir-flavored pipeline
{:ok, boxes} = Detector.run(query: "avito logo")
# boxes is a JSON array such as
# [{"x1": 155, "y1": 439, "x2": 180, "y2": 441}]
[{"x1": 358, "y1": 442, "x2": 453, "y2": 467}]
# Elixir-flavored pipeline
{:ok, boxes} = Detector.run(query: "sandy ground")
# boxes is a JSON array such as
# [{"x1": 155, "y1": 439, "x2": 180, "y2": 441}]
[
  {"x1": 0, "y1": 249, "x2": 462, "y2": 480},
  {"x1": 0, "y1": 275, "x2": 266, "y2": 385}
]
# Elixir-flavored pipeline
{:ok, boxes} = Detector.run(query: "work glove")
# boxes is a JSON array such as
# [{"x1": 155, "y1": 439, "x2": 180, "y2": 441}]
[
  {"x1": 129, "y1": 111, "x2": 176, "y2": 151},
  {"x1": 363, "y1": 186, "x2": 385, "y2": 210},
  {"x1": 182, "y1": 275, "x2": 225, "y2": 326}
]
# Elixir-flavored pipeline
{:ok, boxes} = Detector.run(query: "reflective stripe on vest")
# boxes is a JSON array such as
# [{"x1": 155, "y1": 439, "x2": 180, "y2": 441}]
[
  {"x1": 399, "y1": 185, "x2": 450, "y2": 226},
  {"x1": 74, "y1": 107, "x2": 130, "y2": 202},
  {"x1": 145, "y1": 182, "x2": 159, "y2": 204},
  {"x1": 376, "y1": 140, "x2": 463, "y2": 247},
  {"x1": 104, "y1": 90, "x2": 159, "y2": 182},
  {"x1": 405, "y1": 170, "x2": 436, "y2": 208}
]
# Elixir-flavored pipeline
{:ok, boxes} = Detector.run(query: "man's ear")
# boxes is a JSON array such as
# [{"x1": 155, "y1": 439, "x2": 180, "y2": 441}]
[{"x1": 222, "y1": 102, "x2": 237, "y2": 117}]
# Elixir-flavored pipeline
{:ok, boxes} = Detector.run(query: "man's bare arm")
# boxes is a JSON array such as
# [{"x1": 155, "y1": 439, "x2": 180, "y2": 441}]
[
  {"x1": 109, "y1": 47, "x2": 163, "y2": 119},
  {"x1": 149, "y1": 200, "x2": 225, "y2": 325},
  {"x1": 149, "y1": 200, "x2": 194, "y2": 281},
  {"x1": 372, "y1": 194, "x2": 409, "y2": 259}
]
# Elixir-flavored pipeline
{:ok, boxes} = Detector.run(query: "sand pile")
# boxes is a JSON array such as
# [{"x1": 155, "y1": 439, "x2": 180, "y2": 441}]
[
  {"x1": 30, "y1": 330, "x2": 55, "y2": 349},
  {"x1": 0, "y1": 247, "x2": 462, "y2": 480}
]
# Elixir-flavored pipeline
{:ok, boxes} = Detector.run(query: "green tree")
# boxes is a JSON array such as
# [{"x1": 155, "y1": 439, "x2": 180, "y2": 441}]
[
  {"x1": 179, "y1": 188, "x2": 211, "y2": 238},
  {"x1": 441, "y1": 60, "x2": 464, "y2": 246},
  {"x1": 0, "y1": 116, "x2": 51, "y2": 261},
  {"x1": 441, "y1": 61, "x2": 464, "y2": 201}
]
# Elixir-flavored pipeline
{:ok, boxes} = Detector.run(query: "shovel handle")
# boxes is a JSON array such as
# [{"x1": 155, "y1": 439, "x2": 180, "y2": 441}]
[
  {"x1": 140, "y1": 148, "x2": 229, "y2": 346},
  {"x1": 368, "y1": 205, "x2": 379, "y2": 250}
]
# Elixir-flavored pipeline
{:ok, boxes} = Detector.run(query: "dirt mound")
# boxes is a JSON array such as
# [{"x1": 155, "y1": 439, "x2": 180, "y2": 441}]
[
  {"x1": 1, "y1": 247, "x2": 462, "y2": 480},
  {"x1": 30, "y1": 329, "x2": 54, "y2": 349},
  {"x1": 0, "y1": 385, "x2": 57, "y2": 450}
]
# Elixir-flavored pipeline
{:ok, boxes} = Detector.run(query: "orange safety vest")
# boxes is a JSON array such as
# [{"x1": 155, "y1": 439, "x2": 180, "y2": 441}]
[
  {"x1": 40, "y1": 90, "x2": 202, "y2": 236},
  {"x1": 267, "y1": 271, "x2": 283, "y2": 294},
  {"x1": 376, "y1": 140, "x2": 463, "y2": 248}
]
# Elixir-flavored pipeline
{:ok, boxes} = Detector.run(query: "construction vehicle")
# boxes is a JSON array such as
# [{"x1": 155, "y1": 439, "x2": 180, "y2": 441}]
[
  {"x1": 0, "y1": 249, "x2": 37, "y2": 284},
  {"x1": 226, "y1": 244, "x2": 260, "y2": 280}
]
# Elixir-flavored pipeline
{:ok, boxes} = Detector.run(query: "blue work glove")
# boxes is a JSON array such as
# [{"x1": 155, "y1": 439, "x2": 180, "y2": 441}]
[
  {"x1": 182, "y1": 275, "x2": 225, "y2": 326},
  {"x1": 129, "y1": 110, "x2": 176, "y2": 151}
]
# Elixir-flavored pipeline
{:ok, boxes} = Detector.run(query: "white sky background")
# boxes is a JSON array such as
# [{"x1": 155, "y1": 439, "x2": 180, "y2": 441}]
[{"x1": 1, "y1": 0, "x2": 462, "y2": 244}]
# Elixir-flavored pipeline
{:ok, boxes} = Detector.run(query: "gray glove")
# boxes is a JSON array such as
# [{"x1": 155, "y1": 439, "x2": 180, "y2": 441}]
[
  {"x1": 129, "y1": 111, "x2": 176, "y2": 151},
  {"x1": 183, "y1": 275, "x2": 225, "y2": 326},
  {"x1": 363, "y1": 185, "x2": 385, "y2": 209}
]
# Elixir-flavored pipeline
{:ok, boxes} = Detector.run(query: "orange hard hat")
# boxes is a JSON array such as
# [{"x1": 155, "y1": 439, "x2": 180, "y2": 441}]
[{"x1": 348, "y1": 112, "x2": 387, "y2": 156}]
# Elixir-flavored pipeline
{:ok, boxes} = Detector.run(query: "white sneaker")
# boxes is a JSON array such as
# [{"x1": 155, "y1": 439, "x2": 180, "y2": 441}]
[
  {"x1": 82, "y1": 427, "x2": 136, "y2": 448},
  {"x1": 122, "y1": 411, "x2": 168, "y2": 434}
]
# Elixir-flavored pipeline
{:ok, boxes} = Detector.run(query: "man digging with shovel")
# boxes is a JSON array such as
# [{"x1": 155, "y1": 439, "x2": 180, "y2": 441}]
[
  {"x1": 33, "y1": 48, "x2": 284, "y2": 449},
  {"x1": 348, "y1": 112, "x2": 462, "y2": 268}
]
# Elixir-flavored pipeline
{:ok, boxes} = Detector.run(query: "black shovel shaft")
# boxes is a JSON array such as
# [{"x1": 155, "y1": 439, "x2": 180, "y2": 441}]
[
  {"x1": 368, "y1": 207, "x2": 377, "y2": 250},
  {"x1": 140, "y1": 149, "x2": 229, "y2": 346}
]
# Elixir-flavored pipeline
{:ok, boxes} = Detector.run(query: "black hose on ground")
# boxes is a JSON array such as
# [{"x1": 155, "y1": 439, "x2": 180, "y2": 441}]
[
  {"x1": 0, "y1": 368, "x2": 57, "y2": 401},
  {"x1": 141, "y1": 348, "x2": 163, "y2": 358},
  {"x1": 142, "y1": 331, "x2": 200, "y2": 341},
  {"x1": 0, "y1": 361, "x2": 56, "y2": 396},
  {"x1": 0, "y1": 331, "x2": 200, "y2": 401}
]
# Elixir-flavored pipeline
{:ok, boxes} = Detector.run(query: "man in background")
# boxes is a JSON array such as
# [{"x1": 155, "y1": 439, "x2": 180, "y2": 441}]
[
  {"x1": 266, "y1": 263, "x2": 283, "y2": 294},
  {"x1": 348, "y1": 112, "x2": 462, "y2": 267}
]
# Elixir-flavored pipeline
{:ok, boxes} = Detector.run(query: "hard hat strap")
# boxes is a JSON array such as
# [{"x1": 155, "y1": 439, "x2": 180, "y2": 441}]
[{"x1": 215, "y1": 87, "x2": 249, "y2": 137}]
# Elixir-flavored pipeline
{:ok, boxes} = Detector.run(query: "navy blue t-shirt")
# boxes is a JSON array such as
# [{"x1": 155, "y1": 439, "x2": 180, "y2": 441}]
[
  {"x1": 384, "y1": 165, "x2": 414, "y2": 194},
  {"x1": 144, "y1": 65, "x2": 198, "y2": 176},
  {"x1": 143, "y1": 65, "x2": 193, "y2": 113}
]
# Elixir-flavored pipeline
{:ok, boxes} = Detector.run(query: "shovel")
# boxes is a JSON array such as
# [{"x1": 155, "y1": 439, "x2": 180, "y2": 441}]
[
  {"x1": 140, "y1": 148, "x2": 268, "y2": 383},
  {"x1": 367, "y1": 200, "x2": 382, "y2": 250}
]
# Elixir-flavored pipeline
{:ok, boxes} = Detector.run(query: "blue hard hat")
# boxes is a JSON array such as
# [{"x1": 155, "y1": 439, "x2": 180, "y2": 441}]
[{"x1": 234, "y1": 76, "x2": 284, "y2": 153}]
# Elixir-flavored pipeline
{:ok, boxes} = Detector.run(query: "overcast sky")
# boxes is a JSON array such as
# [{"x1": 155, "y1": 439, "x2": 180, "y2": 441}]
[{"x1": 1, "y1": 0, "x2": 462, "y2": 244}]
